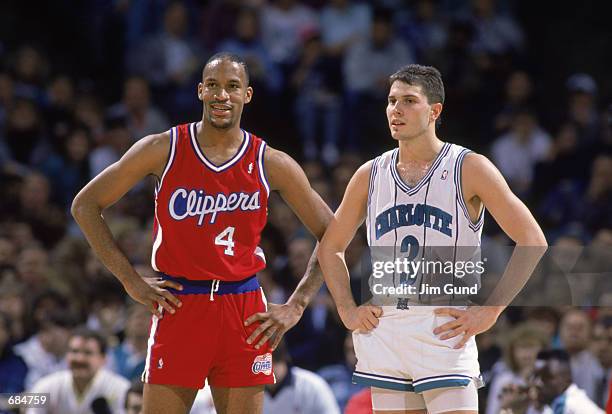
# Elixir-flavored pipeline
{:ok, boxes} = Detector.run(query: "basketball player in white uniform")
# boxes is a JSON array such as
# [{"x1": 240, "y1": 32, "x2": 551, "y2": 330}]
[{"x1": 318, "y1": 64, "x2": 547, "y2": 413}]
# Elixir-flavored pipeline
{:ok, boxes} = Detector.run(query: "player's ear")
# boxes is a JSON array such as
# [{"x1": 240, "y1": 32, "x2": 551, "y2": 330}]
[
  {"x1": 197, "y1": 82, "x2": 203, "y2": 101},
  {"x1": 430, "y1": 103, "x2": 443, "y2": 121},
  {"x1": 244, "y1": 86, "x2": 253, "y2": 104}
]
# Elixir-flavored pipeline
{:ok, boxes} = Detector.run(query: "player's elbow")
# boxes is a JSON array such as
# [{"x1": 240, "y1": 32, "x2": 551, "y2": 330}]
[
  {"x1": 70, "y1": 194, "x2": 85, "y2": 222},
  {"x1": 70, "y1": 192, "x2": 95, "y2": 223},
  {"x1": 516, "y1": 228, "x2": 548, "y2": 248}
]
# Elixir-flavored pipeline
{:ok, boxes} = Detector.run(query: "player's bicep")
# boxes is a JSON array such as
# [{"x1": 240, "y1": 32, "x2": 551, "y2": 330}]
[
  {"x1": 464, "y1": 154, "x2": 545, "y2": 245},
  {"x1": 74, "y1": 133, "x2": 169, "y2": 210},
  {"x1": 322, "y1": 161, "x2": 372, "y2": 253},
  {"x1": 265, "y1": 147, "x2": 333, "y2": 240}
]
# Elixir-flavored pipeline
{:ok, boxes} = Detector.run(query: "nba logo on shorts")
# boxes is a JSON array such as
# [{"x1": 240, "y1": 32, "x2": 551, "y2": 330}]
[{"x1": 251, "y1": 353, "x2": 272, "y2": 375}]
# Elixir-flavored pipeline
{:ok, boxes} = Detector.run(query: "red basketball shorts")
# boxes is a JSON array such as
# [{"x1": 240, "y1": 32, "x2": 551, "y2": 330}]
[{"x1": 142, "y1": 274, "x2": 275, "y2": 389}]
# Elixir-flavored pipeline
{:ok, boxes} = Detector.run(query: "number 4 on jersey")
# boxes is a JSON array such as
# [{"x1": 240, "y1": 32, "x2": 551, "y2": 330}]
[{"x1": 215, "y1": 226, "x2": 235, "y2": 256}]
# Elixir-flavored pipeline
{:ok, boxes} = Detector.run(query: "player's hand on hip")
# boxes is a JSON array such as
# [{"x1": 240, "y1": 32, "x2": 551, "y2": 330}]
[
  {"x1": 123, "y1": 276, "x2": 183, "y2": 318},
  {"x1": 244, "y1": 303, "x2": 303, "y2": 350},
  {"x1": 433, "y1": 306, "x2": 502, "y2": 349},
  {"x1": 339, "y1": 305, "x2": 383, "y2": 333}
]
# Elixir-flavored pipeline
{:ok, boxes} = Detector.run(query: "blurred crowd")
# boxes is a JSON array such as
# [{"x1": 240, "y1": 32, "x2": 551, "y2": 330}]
[{"x1": 0, "y1": 0, "x2": 610, "y2": 413}]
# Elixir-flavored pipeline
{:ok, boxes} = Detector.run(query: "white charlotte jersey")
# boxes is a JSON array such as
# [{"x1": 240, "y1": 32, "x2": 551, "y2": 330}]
[{"x1": 366, "y1": 143, "x2": 485, "y2": 305}]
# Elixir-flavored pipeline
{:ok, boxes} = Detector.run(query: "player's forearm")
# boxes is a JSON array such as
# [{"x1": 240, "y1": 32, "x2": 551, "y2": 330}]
[
  {"x1": 286, "y1": 244, "x2": 324, "y2": 312},
  {"x1": 318, "y1": 247, "x2": 358, "y2": 312},
  {"x1": 484, "y1": 240, "x2": 547, "y2": 309},
  {"x1": 71, "y1": 198, "x2": 140, "y2": 285}
]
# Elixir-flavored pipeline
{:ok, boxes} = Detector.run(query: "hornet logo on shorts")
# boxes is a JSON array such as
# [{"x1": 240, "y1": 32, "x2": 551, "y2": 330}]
[{"x1": 251, "y1": 353, "x2": 272, "y2": 375}]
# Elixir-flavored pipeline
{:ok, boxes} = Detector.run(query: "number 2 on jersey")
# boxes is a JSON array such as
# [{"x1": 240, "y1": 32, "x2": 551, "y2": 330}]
[{"x1": 215, "y1": 226, "x2": 235, "y2": 256}]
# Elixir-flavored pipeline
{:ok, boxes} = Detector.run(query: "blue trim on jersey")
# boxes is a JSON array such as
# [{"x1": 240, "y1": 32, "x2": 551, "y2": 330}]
[
  {"x1": 160, "y1": 274, "x2": 259, "y2": 295},
  {"x1": 391, "y1": 143, "x2": 451, "y2": 196},
  {"x1": 352, "y1": 371, "x2": 414, "y2": 392},
  {"x1": 189, "y1": 122, "x2": 251, "y2": 172},
  {"x1": 454, "y1": 149, "x2": 484, "y2": 232}
]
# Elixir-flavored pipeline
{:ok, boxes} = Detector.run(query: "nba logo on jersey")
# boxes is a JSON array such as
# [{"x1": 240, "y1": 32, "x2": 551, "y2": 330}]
[
  {"x1": 251, "y1": 353, "x2": 272, "y2": 375},
  {"x1": 158, "y1": 358, "x2": 164, "y2": 369},
  {"x1": 441, "y1": 169, "x2": 448, "y2": 180}
]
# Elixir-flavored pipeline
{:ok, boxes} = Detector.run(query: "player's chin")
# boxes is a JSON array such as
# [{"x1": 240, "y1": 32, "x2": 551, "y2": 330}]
[{"x1": 210, "y1": 118, "x2": 235, "y2": 129}]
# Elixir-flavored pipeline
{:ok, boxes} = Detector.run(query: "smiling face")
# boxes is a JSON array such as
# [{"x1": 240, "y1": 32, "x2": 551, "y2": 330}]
[
  {"x1": 386, "y1": 80, "x2": 442, "y2": 141},
  {"x1": 198, "y1": 59, "x2": 252, "y2": 130}
]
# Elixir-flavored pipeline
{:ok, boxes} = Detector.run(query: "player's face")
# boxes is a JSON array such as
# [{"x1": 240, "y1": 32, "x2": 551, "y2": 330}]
[
  {"x1": 67, "y1": 336, "x2": 105, "y2": 382},
  {"x1": 386, "y1": 81, "x2": 441, "y2": 141},
  {"x1": 198, "y1": 59, "x2": 252, "y2": 130}
]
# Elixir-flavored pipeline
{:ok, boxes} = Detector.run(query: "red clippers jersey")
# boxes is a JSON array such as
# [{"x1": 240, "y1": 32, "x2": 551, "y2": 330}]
[{"x1": 151, "y1": 122, "x2": 269, "y2": 281}]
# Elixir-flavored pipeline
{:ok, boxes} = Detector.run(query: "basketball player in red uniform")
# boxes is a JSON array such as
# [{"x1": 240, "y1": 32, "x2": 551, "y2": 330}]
[{"x1": 72, "y1": 53, "x2": 333, "y2": 413}]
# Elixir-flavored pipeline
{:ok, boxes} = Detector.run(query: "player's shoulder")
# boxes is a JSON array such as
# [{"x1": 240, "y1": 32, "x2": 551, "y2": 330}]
[{"x1": 461, "y1": 151, "x2": 496, "y2": 176}]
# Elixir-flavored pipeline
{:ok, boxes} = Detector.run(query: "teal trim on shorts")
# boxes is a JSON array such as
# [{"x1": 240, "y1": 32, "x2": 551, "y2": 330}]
[
  {"x1": 352, "y1": 372, "x2": 415, "y2": 392},
  {"x1": 413, "y1": 378, "x2": 471, "y2": 393}
]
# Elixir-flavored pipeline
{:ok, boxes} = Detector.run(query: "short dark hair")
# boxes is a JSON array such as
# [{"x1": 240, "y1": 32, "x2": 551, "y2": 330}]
[
  {"x1": 71, "y1": 327, "x2": 108, "y2": 355},
  {"x1": 389, "y1": 64, "x2": 445, "y2": 105},
  {"x1": 204, "y1": 52, "x2": 250, "y2": 86}
]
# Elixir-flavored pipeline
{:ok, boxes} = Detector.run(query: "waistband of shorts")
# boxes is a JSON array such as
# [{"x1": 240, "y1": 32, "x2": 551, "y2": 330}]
[{"x1": 160, "y1": 274, "x2": 259, "y2": 295}]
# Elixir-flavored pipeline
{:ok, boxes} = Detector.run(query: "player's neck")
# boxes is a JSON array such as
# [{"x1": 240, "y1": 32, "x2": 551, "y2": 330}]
[
  {"x1": 197, "y1": 120, "x2": 243, "y2": 148},
  {"x1": 397, "y1": 133, "x2": 444, "y2": 163}
]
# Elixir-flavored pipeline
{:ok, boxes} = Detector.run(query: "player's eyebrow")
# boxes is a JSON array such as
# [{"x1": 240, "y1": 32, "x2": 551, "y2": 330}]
[{"x1": 389, "y1": 94, "x2": 420, "y2": 99}]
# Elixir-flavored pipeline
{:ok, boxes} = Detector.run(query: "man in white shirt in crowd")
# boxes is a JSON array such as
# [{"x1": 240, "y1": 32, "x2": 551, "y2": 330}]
[
  {"x1": 27, "y1": 328, "x2": 129, "y2": 414},
  {"x1": 533, "y1": 349, "x2": 604, "y2": 414},
  {"x1": 15, "y1": 311, "x2": 75, "y2": 389},
  {"x1": 264, "y1": 342, "x2": 340, "y2": 414}
]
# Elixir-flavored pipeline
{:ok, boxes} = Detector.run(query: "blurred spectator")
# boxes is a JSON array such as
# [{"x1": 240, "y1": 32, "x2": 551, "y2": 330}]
[
  {"x1": 491, "y1": 108, "x2": 551, "y2": 195},
  {"x1": 15, "y1": 311, "x2": 76, "y2": 389},
  {"x1": 85, "y1": 279, "x2": 127, "y2": 342},
  {"x1": 11, "y1": 172, "x2": 67, "y2": 248},
  {"x1": 466, "y1": 0, "x2": 524, "y2": 55},
  {"x1": 320, "y1": 0, "x2": 371, "y2": 57},
  {"x1": 44, "y1": 75, "x2": 76, "y2": 150},
  {"x1": 591, "y1": 317, "x2": 612, "y2": 408},
  {"x1": 4, "y1": 98, "x2": 45, "y2": 164},
  {"x1": 579, "y1": 155, "x2": 612, "y2": 233},
  {"x1": 16, "y1": 245, "x2": 61, "y2": 296},
  {"x1": 264, "y1": 342, "x2": 340, "y2": 414},
  {"x1": 533, "y1": 349, "x2": 604, "y2": 414},
  {"x1": 11, "y1": 45, "x2": 48, "y2": 103},
  {"x1": 107, "y1": 76, "x2": 169, "y2": 140},
  {"x1": 493, "y1": 70, "x2": 535, "y2": 134},
  {"x1": 486, "y1": 323, "x2": 549, "y2": 414},
  {"x1": 106, "y1": 303, "x2": 149, "y2": 381},
  {"x1": 218, "y1": 7, "x2": 282, "y2": 95},
  {"x1": 0, "y1": 275, "x2": 27, "y2": 342},
  {"x1": 318, "y1": 333, "x2": 365, "y2": 410},
  {"x1": 128, "y1": 1, "x2": 202, "y2": 121},
  {"x1": 38, "y1": 126, "x2": 92, "y2": 208},
  {"x1": 261, "y1": 0, "x2": 319, "y2": 68},
  {"x1": 89, "y1": 113, "x2": 132, "y2": 177},
  {"x1": 344, "y1": 8, "x2": 413, "y2": 97},
  {"x1": 125, "y1": 379, "x2": 144, "y2": 414},
  {"x1": 344, "y1": 388, "x2": 372, "y2": 414},
  {"x1": 559, "y1": 309, "x2": 603, "y2": 402},
  {"x1": 200, "y1": 0, "x2": 243, "y2": 51},
  {"x1": 565, "y1": 73, "x2": 600, "y2": 143},
  {"x1": 0, "y1": 311, "x2": 27, "y2": 393},
  {"x1": 291, "y1": 32, "x2": 341, "y2": 165},
  {"x1": 344, "y1": 8, "x2": 413, "y2": 150},
  {"x1": 26, "y1": 328, "x2": 130, "y2": 414},
  {"x1": 281, "y1": 237, "x2": 341, "y2": 369},
  {"x1": 396, "y1": 0, "x2": 447, "y2": 63}
]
